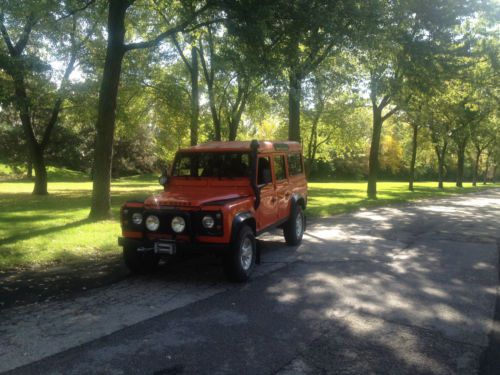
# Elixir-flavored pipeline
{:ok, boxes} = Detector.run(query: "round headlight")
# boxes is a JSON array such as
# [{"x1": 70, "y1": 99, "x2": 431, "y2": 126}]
[
  {"x1": 171, "y1": 216, "x2": 186, "y2": 233},
  {"x1": 145, "y1": 215, "x2": 160, "y2": 231},
  {"x1": 131, "y1": 212, "x2": 143, "y2": 225},
  {"x1": 202, "y1": 215, "x2": 215, "y2": 229}
]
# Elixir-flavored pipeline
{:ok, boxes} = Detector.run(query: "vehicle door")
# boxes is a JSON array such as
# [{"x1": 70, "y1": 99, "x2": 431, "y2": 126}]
[
  {"x1": 256, "y1": 155, "x2": 277, "y2": 230},
  {"x1": 273, "y1": 154, "x2": 291, "y2": 221}
]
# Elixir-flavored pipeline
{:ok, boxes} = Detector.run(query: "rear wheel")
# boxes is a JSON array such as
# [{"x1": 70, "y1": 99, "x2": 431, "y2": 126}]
[
  {"x1": 284, "y1": 205, "x2": 305, "y2": 246},
  {"x1": 123, "y1": 246, "x2": 159, "y2": 274},
  {"x1": 224, "y1": 225, "x2": 256, "y2": 282}
]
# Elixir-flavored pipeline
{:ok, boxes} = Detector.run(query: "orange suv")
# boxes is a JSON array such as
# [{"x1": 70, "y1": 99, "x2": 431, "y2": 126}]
[{"x1": 118, "y1": 140, "x2": 307, "y2": 281}]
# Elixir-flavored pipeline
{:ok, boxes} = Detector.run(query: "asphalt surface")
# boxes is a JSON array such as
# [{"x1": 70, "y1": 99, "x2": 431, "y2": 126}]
[{"x1": 1, "y1": 189, "x2": 499, "y2": 375}]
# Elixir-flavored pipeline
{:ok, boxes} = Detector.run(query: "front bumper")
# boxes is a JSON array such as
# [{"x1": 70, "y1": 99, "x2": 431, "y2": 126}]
[{"x1": 118, "y1": 237, "x2": 228, "y2": 253}]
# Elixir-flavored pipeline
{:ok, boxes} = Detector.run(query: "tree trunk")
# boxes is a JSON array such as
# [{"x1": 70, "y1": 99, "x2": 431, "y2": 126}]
[
  {"x1": 89, "y1": 0, "x2": 128, "y2": 220},
  {"x1": 228, "y1": 117, "x2": 240, "y2": 141},
  {"x1": 190, "y1": 47, "x2": 199, "y2": 146},
  {"x1": 208, "y1": 86, "x2": 221, "y2": 141},
  {"x1": 472, "y1": 148, "x2": 481, "y2": 187},
  {"x1": 228, "y1": 122, "x2": 237, "y2": 141},
  {"x1": 228, "y1": 89, "x2": 248, "y2": 142},
  {"x1": 483, "y1": 154, "x2": 490, "y2": 185},
  {"x1": 12, "y1": 75, "x2": 49, "y2": 194},
  {"x1": 409, "y1": 124, "x2": 418, "y2": 191},
  {"x1": 434, "y1": 142, "x2": 447, "y2": 189},
  {"x1": 456, "y1": 141, "x2": 466, "y2": 188},
  {"x1": 31, "y1": 146, "x2": 48, "y2": 194},
  {"x1": 367, "y1": 106, "x2": 382, "y2": 199},
  {"x1": 305, "y1": 127, "x2": 316, "y2": 179},
  {"x1": 27, "y1": 157, "x2": 33, "y2": 179},
  {"x1": 288, "y1": 71, "x2": 301, "y2": 142}
]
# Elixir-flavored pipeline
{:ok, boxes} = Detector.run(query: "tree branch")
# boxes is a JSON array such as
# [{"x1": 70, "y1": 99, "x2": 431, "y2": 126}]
[
  {"x1": 124, "y1": 3, "x2": 212, "y2": 51},
  {"x1": 55, "y1": 0, "x2": 96, "y2": 21},
  {"x1": 0, "y1": 16, "x2": 16, "y2": 55},
  {"x1": 13, "y1": 13, "x2": 36, "y2": 55},
  {"x1": 382, "y1": 106, "x2": 398, "y2": 122},
  {"x1": 303, "y1": 39, "x2": 336, "y2": 74},
  {"x1": 379, "y1": 94, "x2": 391, "y2": 110},
  {"x1": 171, "y1": 35, "x2": 192, "y2": 73},
  {"x1": 41, "y1": 17, "x2": 78, "y2": 149}
]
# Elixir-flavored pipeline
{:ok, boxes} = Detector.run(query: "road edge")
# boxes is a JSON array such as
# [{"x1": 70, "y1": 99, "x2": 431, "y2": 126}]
[{"x1": 479, "y1": 238, "x2": 500, "y2": 375}]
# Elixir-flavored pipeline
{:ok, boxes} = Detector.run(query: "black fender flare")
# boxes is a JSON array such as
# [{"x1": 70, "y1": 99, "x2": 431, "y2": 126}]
[
  {"x1": 230, "y1": 211, "x2": 256, "y2": 244},
  {"x1": 289, "y1": 194, "x2": 307, "y2": 232},
  {"x1": 290, "y1": 193, "x2": 307, "y2": 210}
]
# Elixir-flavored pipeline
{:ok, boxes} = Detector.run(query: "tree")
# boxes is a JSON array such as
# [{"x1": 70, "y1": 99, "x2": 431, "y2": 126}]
[
  {"x1": 89, "y1": 0, "x2": 212, "y2": 220},
  {"x1": 172, "y1": 35, "x2": 199, "y2": 146},
  {"x1": 405, "y1": 110, "x2": 422, "y2": 191},
  {"x1": 0, "y1": 0, "x2": 94, "y2": 194},
  {"x1": 301, "y1": 54, "x2": 358, "y2": 177},
  {"x1": 197, "y1": 23, "x2": 260, "y2": 142},
  {"x1": 223, "y1": 0, "x2": 367, "y2": 142},
  {"x1": 470, "y1": 118, "x2": 497, "y2": 186},
  {"x1": 428, "y1": 111, "x2": 450, "y2": 189},
  {"x1": 359, "y1": 0, "x2": 478, "y2": 198},
  {"x1": 401, "y1": 93, "x2": 438, "y2": 191}
]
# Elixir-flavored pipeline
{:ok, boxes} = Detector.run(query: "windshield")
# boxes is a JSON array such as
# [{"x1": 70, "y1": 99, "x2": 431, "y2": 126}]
[{"x1": 172, "y1": 152, "x2": 251, "y2": 178}]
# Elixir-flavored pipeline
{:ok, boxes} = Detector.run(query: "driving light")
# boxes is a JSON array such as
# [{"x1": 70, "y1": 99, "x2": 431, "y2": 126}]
[
  {"x1": 145, "y1": 215, "x2": 160, "y2": 231},
  {"x1": 132, "y1": 212, "x2": 143, "y2": 225},
  {"x1": 202, "y1": 215, "x2": 215, "y2": 229},
  {"x1": 171, "y1": 216, "x2": 186, "y2": 233}
]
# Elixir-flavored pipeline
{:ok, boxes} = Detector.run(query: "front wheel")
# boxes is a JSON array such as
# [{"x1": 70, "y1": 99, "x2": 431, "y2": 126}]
[
  {"x1": 223, "y1": 225, "x2": 256, "y2": 282},
  {"x1": 123, "y1": 246, "x2": 159, "y2": 274},
  {"x1": 284, "y1": 205, "x2": 305, "y2": 246}
]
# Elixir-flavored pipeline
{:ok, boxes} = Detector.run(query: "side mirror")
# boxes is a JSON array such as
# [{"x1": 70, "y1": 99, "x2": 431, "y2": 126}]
[
  {"x1": 159, "y1": 173, "x2": 169, "y2": 186},
  {"x1": 159, "y1": 169, "x2": 169, "y2": 186}
]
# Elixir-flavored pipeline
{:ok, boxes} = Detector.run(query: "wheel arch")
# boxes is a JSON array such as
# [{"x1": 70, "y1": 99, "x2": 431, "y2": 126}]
[
  {"x1": 231, "y1": 211, "x2": 256, "y2": 243},
  {"x1": 291, "y1": 193, "x2": 307, "y2": 210}
]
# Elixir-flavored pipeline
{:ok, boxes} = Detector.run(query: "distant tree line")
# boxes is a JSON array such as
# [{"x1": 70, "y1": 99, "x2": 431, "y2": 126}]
[{"x1": 0, "y1": 0, "x2": 498, "y2": 219}]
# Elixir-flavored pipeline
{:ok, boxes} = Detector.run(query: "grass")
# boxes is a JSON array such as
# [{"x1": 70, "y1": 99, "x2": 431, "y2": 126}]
[
  {"x1": 306, "y1": 181, "x2": 499, "y2": 216},
  {"x1": 0, "y1": 163, "x2": 22, "y2": 177},
  {"x1": 0, "y1": 173, "x2": 498, "y2": 270}
]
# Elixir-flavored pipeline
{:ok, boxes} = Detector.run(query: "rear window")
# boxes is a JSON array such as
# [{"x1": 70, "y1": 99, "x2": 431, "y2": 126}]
[
  {"x1": 288, "y1": 153, "x2": 303, "y2": 176},
  {"x1": 172, "y1": 152, "x2": 250, "y2": 178}
]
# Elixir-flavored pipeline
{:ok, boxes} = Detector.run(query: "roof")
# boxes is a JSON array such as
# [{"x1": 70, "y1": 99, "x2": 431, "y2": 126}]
[{"x1": 178, "y1": 141, "x2": 302, "y2": 153}]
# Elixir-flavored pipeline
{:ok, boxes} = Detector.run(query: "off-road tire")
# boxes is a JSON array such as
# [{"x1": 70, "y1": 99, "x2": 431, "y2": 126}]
[
  {"x1": 223, "y1": 225, "x2": 256, "y2": 282},
  {"x1": 123, "y1": 246, "x2": 159, "y2": 274},
  {"x1": 284, "y1": 204, "x2": 305, "y2": 246}
]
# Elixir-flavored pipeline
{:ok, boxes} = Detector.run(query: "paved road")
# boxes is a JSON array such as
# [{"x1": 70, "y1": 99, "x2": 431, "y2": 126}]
[{"x1": 1, "y1": 190, "x2": 499, "y2": 375}]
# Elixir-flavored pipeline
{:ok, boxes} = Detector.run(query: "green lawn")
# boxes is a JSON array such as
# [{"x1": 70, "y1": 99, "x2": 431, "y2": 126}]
[
  {"x1": 0, "y1": 174, "x2": 498, "y2": 270},
  {"x1": 306, "y1": 181, "x2": 500, "y2": 216}
]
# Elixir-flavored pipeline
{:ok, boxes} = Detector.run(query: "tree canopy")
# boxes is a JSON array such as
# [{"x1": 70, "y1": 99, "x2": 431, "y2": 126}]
[{"x1": 0, "y1": 0, "x2": 498, "y2": 216}]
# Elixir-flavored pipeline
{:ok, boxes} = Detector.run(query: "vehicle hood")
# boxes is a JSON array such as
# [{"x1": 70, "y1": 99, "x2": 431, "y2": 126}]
[{"x1": 144, "y1": 189, "x2": 248, "y2": 208}]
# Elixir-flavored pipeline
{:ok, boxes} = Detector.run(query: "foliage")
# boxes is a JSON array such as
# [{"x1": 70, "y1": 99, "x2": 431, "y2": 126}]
[{"x1": 0, "y1": 0, "x2": 498, "y2": 200}]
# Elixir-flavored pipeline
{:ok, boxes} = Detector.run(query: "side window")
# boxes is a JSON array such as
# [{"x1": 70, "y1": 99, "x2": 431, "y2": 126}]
[
  {"x1": 257, "y1": 157, "x2": 272, "y2": 185},
  {"x1": 274, "y1": 155, "x2": 286, "y2": 181},
  {"x1": 288, "y1": 153, "x2": 303, "y2": 176}
]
